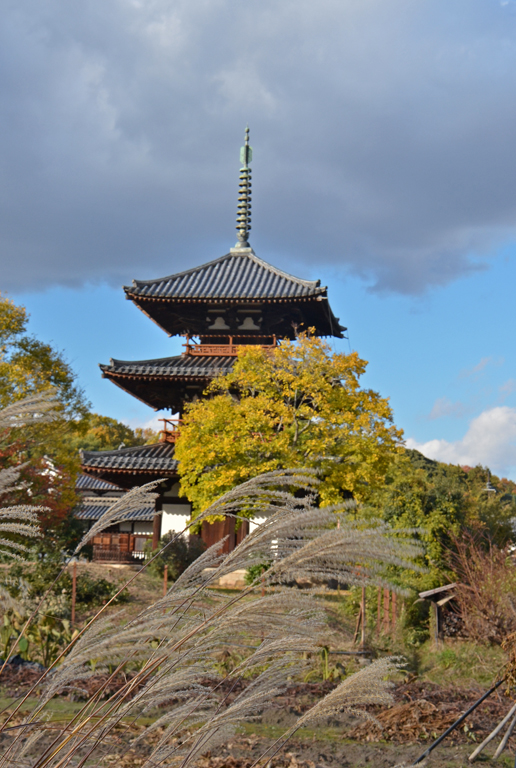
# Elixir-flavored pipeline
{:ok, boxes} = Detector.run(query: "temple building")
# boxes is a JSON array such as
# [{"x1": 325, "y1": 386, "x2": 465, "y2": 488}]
[{"x1": 78, "y1": 128, "x2": 344, "y2": 562}]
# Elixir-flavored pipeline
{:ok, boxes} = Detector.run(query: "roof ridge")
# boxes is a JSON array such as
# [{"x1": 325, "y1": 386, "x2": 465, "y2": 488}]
[
  {"x1": 245, "y1": 251, "x2": 321, "y2": 290},
  {"x1": 101, "y1": 355, "x2": 184, "y2": 367},
  {"x1": 125, "y1": 252, "x2": 234, "y2": 290},
  {"x1": 81, "y1": 442, "x2": 166, "y2": 459}
]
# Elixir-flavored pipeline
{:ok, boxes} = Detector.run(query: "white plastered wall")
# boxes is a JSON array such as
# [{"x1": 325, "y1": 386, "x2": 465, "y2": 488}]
[{"x1": 161, "y1": 503, "x2": 192, "y2": 536}]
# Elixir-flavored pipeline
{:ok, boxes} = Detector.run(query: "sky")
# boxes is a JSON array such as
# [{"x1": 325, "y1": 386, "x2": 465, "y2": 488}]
[{"x1": 3, "y1": 0, "x2": 516, "y2": 478}]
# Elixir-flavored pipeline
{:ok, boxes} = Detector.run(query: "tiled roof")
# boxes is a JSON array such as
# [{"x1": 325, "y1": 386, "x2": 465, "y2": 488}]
[
  {"x1": 124, "y1": 251, "x2": 326, "y2": 301},
  {"x1": 76, "y1": 474, "x2": 122, "y2": 492},
  {"x1": 100, "y1": 355, "x2": 235, "y2": 378},
  {"x1": 80, "y1": 442, "x2": 178, "y2": 474},
  {"x1": 76, "y1": 497, "x2": 155, "y2": 521}
]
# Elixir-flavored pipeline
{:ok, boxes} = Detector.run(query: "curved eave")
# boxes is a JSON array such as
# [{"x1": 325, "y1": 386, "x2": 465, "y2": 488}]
[
  {"x1": 125, "y1": 294, "x2": 345, "y2": 340},
  {"x1": 99, "y1": 369, "x2": 165, "y2": 411},
  {"x1": 124, "y1": 292, "x2": 328, "y2": 304}
]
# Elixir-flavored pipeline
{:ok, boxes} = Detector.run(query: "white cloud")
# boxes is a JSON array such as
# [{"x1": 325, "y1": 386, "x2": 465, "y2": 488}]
[
  {"x1": 459, "y1": 356, "x2": 504, "y2": 379},
  {"x1": 428, "y1": 396, "x2": 467, "y2": 420},
  {"x1": 406, "y1": 406, "x2": 516, "y2": 478},
  {"x1": 126, "y1": 413, "x2": 180, "y2": 433},
  {"x1": 500, "y1": 379, "x2": 516, "y2": 399}
]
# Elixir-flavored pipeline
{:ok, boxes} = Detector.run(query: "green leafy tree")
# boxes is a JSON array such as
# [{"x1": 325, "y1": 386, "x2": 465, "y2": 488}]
[
  {"x1": 175, "y1": 333, "x2": 403, "y2": 516},
  {"x1": 368, "y1": 449, "x2": 516, "y2": 589},
  {"x1": 0, "y1": 292, "x2": 89, "y2": 528},
  {"x1": 66, "y1": 413, "x2": 159, "y2": 453}
]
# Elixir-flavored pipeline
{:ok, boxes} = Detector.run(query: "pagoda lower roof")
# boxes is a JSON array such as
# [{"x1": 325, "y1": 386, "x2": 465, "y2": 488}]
[
  {"x1": 100, "y1": 355, "x2": 235, "y2": 411},
  {"x1": 80, "y1": 442, "x2": 178, "y2": 489},
  {"x1": 100, "y1": 355, "x2": 235, "y2": 378}
]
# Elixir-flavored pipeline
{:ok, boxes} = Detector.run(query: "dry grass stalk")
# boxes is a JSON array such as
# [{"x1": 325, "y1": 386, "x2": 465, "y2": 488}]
[
  {"x1": 450, "y1": 534, "x2": 516, "y2": 645},
  {"x1": 0, "y1": 469, "x2": 422, "y2": 768}
]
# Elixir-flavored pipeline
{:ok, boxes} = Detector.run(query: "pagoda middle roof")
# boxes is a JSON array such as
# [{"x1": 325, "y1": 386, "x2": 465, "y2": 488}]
[
  {"x1": 124, "y1": 250, "x2": 327, "y2": 302},
  {"x1": 100, "y1": 354, "x2": 235, "y2": 379}
]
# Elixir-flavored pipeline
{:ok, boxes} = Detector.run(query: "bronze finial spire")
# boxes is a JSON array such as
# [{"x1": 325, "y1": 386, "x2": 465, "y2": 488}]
[{"x1": 234, "y1": 126, "x2": 253, "y2": 249}]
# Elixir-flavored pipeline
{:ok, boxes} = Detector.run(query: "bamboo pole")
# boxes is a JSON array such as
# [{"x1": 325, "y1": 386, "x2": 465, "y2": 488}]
[
  {"x1": 71, "y1": 561, "x2": 77, "y2": 626},
  {"x1": 412, "y1": 679, "x2": 504, "y2": 765},
  {"x1": 360, "y1": 586, "x2": 366, "y2": 648}
]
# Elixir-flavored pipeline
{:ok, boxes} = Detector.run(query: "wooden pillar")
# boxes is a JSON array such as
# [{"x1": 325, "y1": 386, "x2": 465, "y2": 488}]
[
  {"x1": 391, "y1": 591, "x2": 397, "y2": 635},
  {"x1": 377, "y1": 587, "x2": 382, "y2": 638},
  {"x1": 152, "y1": 513, "x2": 162, "y2": 551},
  {"x1": 236, "y1": 519, "x2": 250, "y2": 546}
]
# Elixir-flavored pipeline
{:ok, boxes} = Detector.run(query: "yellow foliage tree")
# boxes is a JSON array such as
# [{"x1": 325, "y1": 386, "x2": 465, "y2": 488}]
[
  {"x1": 0, "y1": 292, "x2": 89, "y2": 528},
  {"x1": 175, "y1": 334, "x2": 403, "y2": 516}
]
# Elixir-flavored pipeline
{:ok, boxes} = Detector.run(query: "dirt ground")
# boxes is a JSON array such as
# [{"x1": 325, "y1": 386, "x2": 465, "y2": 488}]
[
  {"x1": 1, "y1": 669, "x2": 515, "y2": 767},
  {"x1": 0, "y1": 565, "x2": 514, "y2": 766}
]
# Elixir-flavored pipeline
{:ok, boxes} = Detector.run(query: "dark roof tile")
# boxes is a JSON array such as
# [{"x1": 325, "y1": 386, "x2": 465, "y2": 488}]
[
  {"x1": 76, "y1": 498, "x2": 155, "y2": 521},
  {"x1": 76, "y1": 474, "x2": 123, "y2": 491},
  {"x1": 100, "y1": 355, "x2": 235, "y2": 378},
  {"x1": 124, "y1": 251, "x2": 325, "y2": 301},
  {"x1": 80, "y1": 442, "x2": 178, "y2": 473}
]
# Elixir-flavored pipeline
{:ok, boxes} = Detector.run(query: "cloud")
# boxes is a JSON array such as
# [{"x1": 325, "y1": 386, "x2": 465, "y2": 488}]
[
  {"x1": 459, "y1": 356, "x2": 504, "y2": 378},
  {"x1": 3, "y1": 1, "x2": 516, "y2": 294},
  {"x1": 406, "y1": 406, "x2": 516, "y2": 478},
  {"x1": 428, "y1": 396, "x2": 467, "y2": 420},
  {"x1": 500, "y1": 379, "x2": 516, "y2": 399}
]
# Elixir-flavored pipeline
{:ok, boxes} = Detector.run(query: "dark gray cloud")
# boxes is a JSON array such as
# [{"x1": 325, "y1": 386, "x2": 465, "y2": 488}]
[{"x1": 2, "y1": 0, "x2": 516, "y2": 295}]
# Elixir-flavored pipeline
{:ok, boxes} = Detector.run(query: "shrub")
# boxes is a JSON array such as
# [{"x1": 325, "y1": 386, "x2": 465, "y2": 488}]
[
  {"x1": 6, "y1": 561, "x2": 129, "y2": 607},
  {"x1": 450, "y1": 534, "x2": 516, "y2": 645},
  {"x1": 147, "y1": 531, "x2": 206, "y2": 580}
]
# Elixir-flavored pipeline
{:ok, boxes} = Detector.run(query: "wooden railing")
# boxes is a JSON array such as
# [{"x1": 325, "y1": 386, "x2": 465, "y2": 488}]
[
  {"x1": 92, "y1": 533, "x2": 152, "y2": 563},
  {"x1": 183, "y1": 336, "x2": 277, "y2": 357},
  {"x1": 159, "y1": 418, "x2": 182, "y2": 443}
]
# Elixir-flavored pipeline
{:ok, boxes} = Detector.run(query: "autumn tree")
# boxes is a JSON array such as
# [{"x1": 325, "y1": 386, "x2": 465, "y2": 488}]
[
  {"x1": 175, "y1": 334, "x2": 403, "y2": 516},
  {"x1": 0, "y1": 292, "x2": 89, "y2": 528},
  {"x1": 66, "y1": 413, "x2": 159, "y2": 453}
]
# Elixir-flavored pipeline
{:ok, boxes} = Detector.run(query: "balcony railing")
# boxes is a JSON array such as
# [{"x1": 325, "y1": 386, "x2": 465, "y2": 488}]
[
  {"x1": 182, "y1": 336, "x2": 277, "y2": 357},
  {"x1": 159, "y1": 418, "x2": 182, "y2": 443}
]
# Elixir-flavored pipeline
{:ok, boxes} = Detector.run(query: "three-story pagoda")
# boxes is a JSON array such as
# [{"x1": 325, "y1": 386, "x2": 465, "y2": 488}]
[{"x1": 80, "y1": 129, "x2": 345, "y2": 559}]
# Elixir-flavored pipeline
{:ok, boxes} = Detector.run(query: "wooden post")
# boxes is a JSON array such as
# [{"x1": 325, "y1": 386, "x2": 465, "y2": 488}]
[
  {"x1": 433, "y1": 601, "x2": 440, "y2": 649},
  {"x1": 152, "y1": 513, "x2": 162, "y2": 551},
  {"x1": 391, "y1": 591, "x2": 397, "y2": 635},
  {"x1": 383, "y1": 588, "x2": 390, "y2": 634},
  {"x1": 361, "y1": 586, "x2": 366, "y2": 648},
  {"x1": 377, "y1": 587, "x2": 382, "y2": 638},
  {"x1": 163, "y1": 564, "x2": 168, "y2": 597},
  {"x1": 71, "y1": 561, "x2": 77, "y2": 626}
]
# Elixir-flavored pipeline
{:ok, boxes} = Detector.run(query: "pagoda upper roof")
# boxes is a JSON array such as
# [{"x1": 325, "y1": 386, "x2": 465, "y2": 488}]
[
  {"x1": 81, "y1": 442, "x2": 178, "y2": 489},
  {"x1": 124, "y1": 250, "x2": 327, "y2": 302}
]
